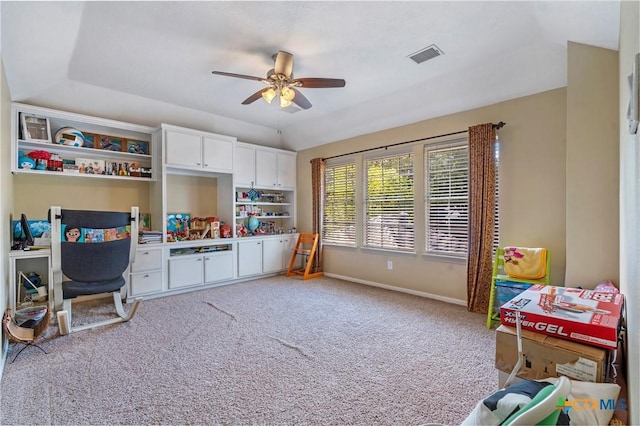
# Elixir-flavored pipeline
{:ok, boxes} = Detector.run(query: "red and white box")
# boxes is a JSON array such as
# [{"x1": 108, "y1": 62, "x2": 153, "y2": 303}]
[{"x1": 500, "y1": 285, "x2": 624, "y2": 349}]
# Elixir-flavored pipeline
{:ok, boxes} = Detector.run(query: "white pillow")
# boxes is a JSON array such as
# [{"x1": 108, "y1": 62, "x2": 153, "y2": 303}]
[{"x1": 542, "y1": 378, "x2": 621, "y2": 425}]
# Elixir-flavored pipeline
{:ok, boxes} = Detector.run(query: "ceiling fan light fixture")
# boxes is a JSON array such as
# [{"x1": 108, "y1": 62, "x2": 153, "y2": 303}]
[
  {"x1": 281, "y1": 86, "x2": 295, "y2": 102},
  {"x1": 279, "y1": 96, "x2": 292, "y2": 108},
  {"x1": 262, "y1": 88, "x2": 277, "y2": 103}
]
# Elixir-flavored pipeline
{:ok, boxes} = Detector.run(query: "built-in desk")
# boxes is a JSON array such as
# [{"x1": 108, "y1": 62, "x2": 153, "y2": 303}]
[{"x1": 8, "y1": 249, "x2": 52, "y2": 318}]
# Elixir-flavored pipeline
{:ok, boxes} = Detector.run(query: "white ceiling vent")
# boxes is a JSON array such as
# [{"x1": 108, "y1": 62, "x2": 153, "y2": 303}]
[
  {"x1": 283, "y1": 105, "x2": 302, "y2": 114},
  {"x1": 408, "y1": 44, "x2": 444, "y2": 64}
]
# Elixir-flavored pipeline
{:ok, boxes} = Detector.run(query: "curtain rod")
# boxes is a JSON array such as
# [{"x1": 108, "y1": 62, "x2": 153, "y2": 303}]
[{"x1": 319, "y1": 121, "x2": 506, "y2": 162}]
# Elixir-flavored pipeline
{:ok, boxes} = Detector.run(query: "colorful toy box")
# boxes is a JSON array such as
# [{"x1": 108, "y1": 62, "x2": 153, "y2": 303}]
[{"x1": 500, "y1": 285, "x2": 624, "y2": 349}]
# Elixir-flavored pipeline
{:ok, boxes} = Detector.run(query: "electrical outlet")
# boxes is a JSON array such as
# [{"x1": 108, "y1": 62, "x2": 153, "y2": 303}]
[{"x1": 387, "y1": 260, "x2": 393, "y2": 270}]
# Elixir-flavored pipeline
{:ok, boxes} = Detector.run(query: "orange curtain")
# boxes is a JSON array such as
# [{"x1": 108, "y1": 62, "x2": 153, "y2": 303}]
[
  {"x1": 466, "y1": 123, "x2": 496, "y2": 314},
  {"x1": 310, "y1": 158, "x2": 325, "y2": 273}
]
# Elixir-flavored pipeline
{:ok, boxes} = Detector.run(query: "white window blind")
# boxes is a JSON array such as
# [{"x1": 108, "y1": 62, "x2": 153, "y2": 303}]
[
  {"x1": 364, "y1": 153, "x2": 414, "y2": 251},
  {"x1": 425, "y1": 141, "x2": 469, "y2": 256},
  {"x1": 323, "y1": 161, "x2": 356, "y2": 246},
  {"x1": 424, "y1": 139, "x2": 500, "y2": 257}
]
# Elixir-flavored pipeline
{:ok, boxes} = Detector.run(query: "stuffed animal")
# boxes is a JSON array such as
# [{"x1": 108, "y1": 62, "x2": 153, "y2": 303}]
[{"x1": 18, "y1": 154, "x2": 35, "y2": 169}]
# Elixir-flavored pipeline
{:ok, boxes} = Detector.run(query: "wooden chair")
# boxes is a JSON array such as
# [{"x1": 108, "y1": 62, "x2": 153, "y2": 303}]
[
  {"x1": 486, "y1": 247, "x2": 550, "y2": 329},
  {"x1": 286, "y1": 233, "x2": 323, "y2": 280}
]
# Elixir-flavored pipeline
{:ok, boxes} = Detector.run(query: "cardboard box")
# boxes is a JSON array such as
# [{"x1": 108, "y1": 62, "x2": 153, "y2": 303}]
[
  {"x1": 500, "y1": 285, "x2": 624, "y2": 349},
  {"x1": 495, "y1": 325, "x2": 610, "y2": 383}
]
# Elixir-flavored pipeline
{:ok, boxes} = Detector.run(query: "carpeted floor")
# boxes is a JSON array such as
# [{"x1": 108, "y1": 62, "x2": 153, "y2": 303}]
[{"x1": 1, "y1": 276, "x2": 497, "y2": 425}]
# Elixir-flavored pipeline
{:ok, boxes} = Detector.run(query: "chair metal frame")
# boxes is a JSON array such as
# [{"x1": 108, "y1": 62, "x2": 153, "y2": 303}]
[{"x1": 50, "y1": 206, "x2": 142, "y2": 335}]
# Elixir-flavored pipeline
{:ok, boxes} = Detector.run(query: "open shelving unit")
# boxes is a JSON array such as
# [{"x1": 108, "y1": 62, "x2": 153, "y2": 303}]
[
  {"x1": 234, "y1": 188, "x2": 295, "y2": 237},
  {"x1": 11, "y1": 103, "x2": 155, "y2": 181}
]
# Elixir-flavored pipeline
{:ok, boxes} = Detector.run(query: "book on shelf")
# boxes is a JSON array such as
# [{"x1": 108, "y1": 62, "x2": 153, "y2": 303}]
[{"x1": 139, "y1": 230, "x2": 162, "y2": 244}]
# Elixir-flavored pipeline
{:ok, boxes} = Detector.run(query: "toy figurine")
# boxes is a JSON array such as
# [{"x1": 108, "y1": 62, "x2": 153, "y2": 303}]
[{"x1": 18, "y1": 154, "x2": 35, "y2": 169}]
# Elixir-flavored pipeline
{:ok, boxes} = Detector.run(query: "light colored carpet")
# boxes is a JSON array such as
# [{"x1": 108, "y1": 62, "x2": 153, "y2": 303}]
[{"x1": 1, "y1": 276, "x2": 497, "y2": 425}]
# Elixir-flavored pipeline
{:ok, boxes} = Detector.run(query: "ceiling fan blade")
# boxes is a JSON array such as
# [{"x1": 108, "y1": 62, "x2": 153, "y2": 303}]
[
  {"x1": 274, "y1": 51, "x2": 294, "y2": 78},
  {"x1": 242, "y1": 88, "x2": 269, "y2": 105},
  {"x1": 296, "y1": 78, "x2": 346, "y2": 88},
  {"x1": 291, "y1": 88, "x2": 312, "y2": 110},
  {"x1": 211, "y1": 71, "x2": 264, "y2": 82}
]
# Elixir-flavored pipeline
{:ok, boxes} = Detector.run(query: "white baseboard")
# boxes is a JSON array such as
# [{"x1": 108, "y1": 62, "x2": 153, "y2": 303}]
[
  {"x1": 324, "y1": 273, "x2": 467, "y2": 306},
  {"x1": 0, "y1": 337, "x2": 8, "y2": 381}
]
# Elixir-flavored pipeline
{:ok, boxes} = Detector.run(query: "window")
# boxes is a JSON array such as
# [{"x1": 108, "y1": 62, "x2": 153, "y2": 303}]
[
  {"x1": 425, "y1": 141, "x2": 469, "y2": 256},
  {"x1": 323, "y1": 161, "x2": 356, "y2": 246},
  {"x1": 424, "y1": 139, "x2": 500, "y2": 257},
  {"x1": 364, "y1": 152, "x2": 414, "y2": 251}
]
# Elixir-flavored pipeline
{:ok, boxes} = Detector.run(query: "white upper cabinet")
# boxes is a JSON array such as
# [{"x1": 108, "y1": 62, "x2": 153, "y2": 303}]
[
  {"x1": 203, "y1": 136, "x2": 234, "y2": 172},
  {"x1": 234, "y1": 143, "x2": 257, "y2": 186},
  {"x1": 255, "y1": 148, "x2": 297, "y2": 190},
  {"x1": 255, "y1": 149, "x2": 278, "y2": 188},
  {"x1": 165, "y1": 129, "x2": 201, "y2": 168},
  {"x1": 235, "y1": 143, "x2": 296, "y2": 190},
  {"x1": 276, "y1": 151, "x2": 296, "y2": 189},
  {"x1": 164, "y1": 125, "x2": 235, "y2": 174}
]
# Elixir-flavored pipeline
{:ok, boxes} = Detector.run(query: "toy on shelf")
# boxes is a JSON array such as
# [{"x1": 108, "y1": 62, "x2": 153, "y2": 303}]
[{"x1": 18, "y1": 152, "x2": 35, "y2": 169}]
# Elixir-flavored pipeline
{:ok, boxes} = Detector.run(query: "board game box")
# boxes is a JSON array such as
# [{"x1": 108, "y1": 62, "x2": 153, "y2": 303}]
[{"x1": 500, "y1": 285, "x2": 624, "y2": 349}]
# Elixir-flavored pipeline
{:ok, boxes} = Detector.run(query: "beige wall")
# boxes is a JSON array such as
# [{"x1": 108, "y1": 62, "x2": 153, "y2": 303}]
[
  {"x1": 618, "y1": 0, "x2": 639, "y2": 422},
  {"x1": 166, "y1": 175, "x2": 218, "y2": 218},
  {"x1": 566, "y1": 42, "x2": 619, "y2": 287},
  {"x1": 1, "y1": 57, "x2": 14, "y2": 368},
  {"x1": 297, "y1": 88, "x2": 568, "y2": 302},
  {"x1": 12, "y1": 174, "x2": 150, "y2": 221}
]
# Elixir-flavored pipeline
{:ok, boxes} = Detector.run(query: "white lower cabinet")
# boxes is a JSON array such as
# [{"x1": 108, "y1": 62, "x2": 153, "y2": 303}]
[
  {"x1": 169, "y1": 256, "x2": 203, "y2": 289},
  {"x1": 130, "y1": 247, "x2": 164, "y2": 296},
  {"x1": 263, "y1": 238, "x2": 285, "y2": 274},
  {"x1": 283, "y1": 234, "x2": 302, "y2": 270},
  {"x1": 238, "y1": 235, "x2": 299, "y2": 277},
  {"x1": 237, "y1": 239, "x2": 264, "y2": 277},
  {"x1": 169, "y1": 245, "x2": 236, "y2": 289},
  {"x1": 204, "y1": 251, "x2": 234, "y2": 283}
]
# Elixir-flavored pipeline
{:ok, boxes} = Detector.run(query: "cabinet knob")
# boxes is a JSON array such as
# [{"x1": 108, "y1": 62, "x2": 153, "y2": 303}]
[
  {"x1": 144, "y1": 274, "x2": 150, "y2": 278},
  {"x1": 196, "y1": 162, "x2": 201, "y2": 166},
  {"x1": 197, "y1": 258, "x2": 203, "y2": 262},
  {"x1": 143, "y1": 252, "x2": 149, "y2": 255},
  {"x1": 204, "y1": 164, "x2": 209, "y2": 167}
]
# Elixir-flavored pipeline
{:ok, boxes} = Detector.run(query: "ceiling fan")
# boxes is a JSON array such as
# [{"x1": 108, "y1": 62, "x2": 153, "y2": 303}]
[{"x1": 211, "y1": 51, "x2": 346, "y2": 110}]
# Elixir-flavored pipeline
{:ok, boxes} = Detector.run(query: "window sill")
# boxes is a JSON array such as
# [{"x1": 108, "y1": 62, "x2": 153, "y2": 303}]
[
  {"x1": 421, "y1": 253, "x2": 466, "y2": 264},
  {"x1": 361, "y1": 247, "x2": 416, "y2": 256}
]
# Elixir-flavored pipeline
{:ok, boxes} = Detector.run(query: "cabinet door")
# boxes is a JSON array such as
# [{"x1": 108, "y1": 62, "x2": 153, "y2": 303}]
[
  {"x1": 255, "y1": 149, "x2": 278, "y2": 187},
  {"x1": 262, "y1": 238, "x2": 284, "y2": 274},
  {"x1": 168, "y1": 256, "x2": 203, "y2": 288},
  {"x1": 283, "y1": 235, "x2": 302, "y2": 270},
  {"x1": 202, "y1": 136, "x2": 233, "y2": 173},
  {"x1": 204, "y1": 251, "x2": 234, "y2": 283},
  {"x1": 132, "y1": 248, "x2": 163, "y2": 273},
  {"x1": 234, "y1": 145, "x2": 256, "y2": 186},
  {"x1": 130, "y1": 271, "x2": 163, "y2": 296},
  {"x1": 277, "y1": 152, "x2": 297, "y2": 189},
  {"x1": 237, "y1": 240, "x2": 263, "y2": 277},
  {"x1": 165, "y1": 130, "x2": 202, "y2": 168}
]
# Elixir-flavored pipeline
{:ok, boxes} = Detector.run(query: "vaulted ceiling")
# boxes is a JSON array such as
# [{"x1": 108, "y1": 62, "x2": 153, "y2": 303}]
[{"x1": 1, "y1": 1, "x2": 620, "y2": 151}]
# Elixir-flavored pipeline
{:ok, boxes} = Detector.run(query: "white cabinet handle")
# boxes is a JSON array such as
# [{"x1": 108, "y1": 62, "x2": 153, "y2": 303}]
[{"x1": 144, "y1": 274, "x2": 150, "y2": 278}]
